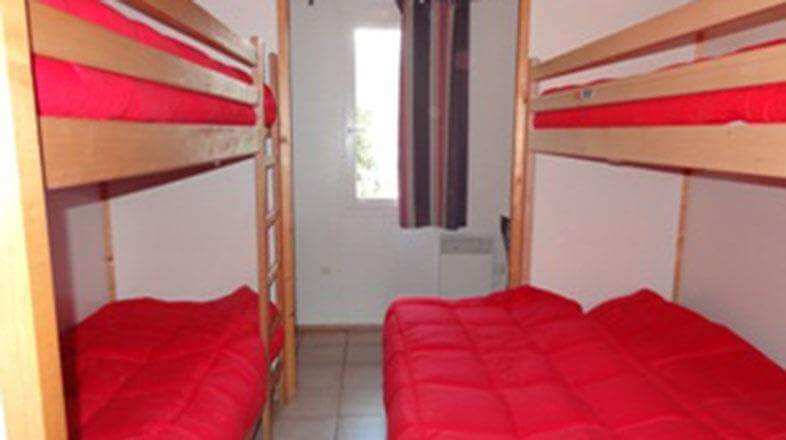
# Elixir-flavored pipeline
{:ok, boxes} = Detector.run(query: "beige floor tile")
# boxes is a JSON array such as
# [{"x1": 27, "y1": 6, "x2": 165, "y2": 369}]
[
  {"x1": 347, "y1": 330, "x2": 382, "y2": 346},
  {"x1": 299, "y1": 344, "x2": 346, "y2": 366},
  {"x1": 339, "y1": 386, "x2": 384, "y2": 417},
  {"x1": 273, "y1": 416, "x2": 337, "y2": 440},
  {"x1": 346, "y1": 344, "x2": 382, "y2": 365},
  {"x1": 336, "y1": 417, "x2": 386, "y2": 440},
  {"x1": 342, "y1": 365, "x2": 382, "y2": 390},
  {"x1": 278, "y1": 385, "x2": 341, "y2": 418},
  {"x1": 300, "y1": 330, "x2": 348, "y2": 348},
  {"x1": 299, "y1": 362, "x2": 344, "y2": 389}
]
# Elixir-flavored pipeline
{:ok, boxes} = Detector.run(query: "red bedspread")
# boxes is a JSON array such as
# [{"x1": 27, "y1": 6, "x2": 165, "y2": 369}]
[
  {"x1": 384, "y1": 286, "x2": 786, "y2": 439},
  {"x1": 35, "y1": 0, "x2": 257, "y2": 125},
  {"x1": 534, "y1": 40, "x2": 786, "y2": 128},
  {"x1": 61, "y1": 286, "x2": 283, "y2": 439}
]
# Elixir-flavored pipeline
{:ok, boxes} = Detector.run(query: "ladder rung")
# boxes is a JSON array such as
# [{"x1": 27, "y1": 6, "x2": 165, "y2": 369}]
[
  {"x1": 270, "y1": 354, "x2": 283, "y2": 385},
  {"x1": 266, "y1": 210, "x2": 279, "y2": 226},
  {"x1": 266, "y1": 262, "x2": 279, "y2": 287}
]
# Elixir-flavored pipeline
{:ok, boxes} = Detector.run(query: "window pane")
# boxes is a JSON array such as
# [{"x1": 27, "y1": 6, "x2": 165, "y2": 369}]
[{"x1": 353, "y1": 28, "x2": 400, "y2": 200}]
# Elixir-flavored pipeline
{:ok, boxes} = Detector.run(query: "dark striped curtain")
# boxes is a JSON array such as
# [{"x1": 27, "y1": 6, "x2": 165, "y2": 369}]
[{"x1": 397, "y1": 0, "x2": 470, "y2": 230}]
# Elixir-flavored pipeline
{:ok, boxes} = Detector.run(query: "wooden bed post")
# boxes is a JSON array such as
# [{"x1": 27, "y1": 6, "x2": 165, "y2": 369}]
[
  {"x1": 508, "y1": 0, "x2": 534, "y2": 287},
  {"x1": 251, "y1": 37, "x2": 273, "y2": 440},
  {"x1": 276, "y1": 0, "x2": 298, "y2": 404},
  {"x1": 672, "y1": 33, "x2": 705, "y2": 304},
  {"x1": 672, "y1": 174, "x2": 690, "y2": 303},
  {"x1": 0, "y1": 1, "x2": 68, "y2": 438},
  {"x1": 100, "y1": 184, "x2": 117, "y2": 302}
]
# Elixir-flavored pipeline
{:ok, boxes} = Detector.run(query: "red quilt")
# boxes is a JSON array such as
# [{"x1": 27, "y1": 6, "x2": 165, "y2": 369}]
[
  {"x1": 61, "y1": 286, "x2": 283, "y2": 439},
  {"x1": 384, "y1": 286, "x2": 786, "y2": 439},
  {"x1": 34, "y1": 0, "x2": 265, "y2": 126},
  {"x1": 534, "y1": 40, "x2": 786, "y2": 128}
]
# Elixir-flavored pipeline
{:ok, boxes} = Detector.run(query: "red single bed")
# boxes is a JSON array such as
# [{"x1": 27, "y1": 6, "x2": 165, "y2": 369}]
[
  {"x1": 60, "y1": 286, "x2": 283, "y2": 440},
  {"x1": 534, "y1": 40, "x2": 786, "y2": 128},
  {"x1": 35, "y1": 0, "x2": 276, "y2": 127},
  {"x1": 384, "y1": 286, "x2": 786, "y2": 439}
]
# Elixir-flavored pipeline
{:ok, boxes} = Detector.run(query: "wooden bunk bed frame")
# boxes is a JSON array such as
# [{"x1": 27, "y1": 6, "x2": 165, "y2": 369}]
[
  {"x1": 0, "y1": 0, "x2": 297, "y2": 438},
  {"x1": 508, "y1": 0, "x2": 786, "y2": 292}
]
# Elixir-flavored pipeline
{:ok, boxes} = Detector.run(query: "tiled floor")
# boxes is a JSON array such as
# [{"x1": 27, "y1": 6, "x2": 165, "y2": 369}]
[{"x1": 273, "y1": 330, "x2": 386, "y2": 440}]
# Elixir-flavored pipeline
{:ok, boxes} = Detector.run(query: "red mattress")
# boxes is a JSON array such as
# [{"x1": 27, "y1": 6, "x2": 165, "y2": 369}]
[
  {"x1": 34, "y1": 0, "x2": 261, "y2": 126},
  {"x1": 60, "y1": 286, "x2": 284, "y2": 439},
  {"x1": 384, "y1": 286, "x2": 786, "y2": 439},
  {"x1": 534, "y1": 40, "x2": 786, "y2": 128}
]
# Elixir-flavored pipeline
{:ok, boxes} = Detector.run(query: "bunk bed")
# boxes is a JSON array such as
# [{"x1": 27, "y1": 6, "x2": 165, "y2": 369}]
[
  {"x1": 1, "y1": 0, "x2": 297, "y2": 439},
  {"x1": 384, "y1": 1, "x2": 786, "y2": 438}
]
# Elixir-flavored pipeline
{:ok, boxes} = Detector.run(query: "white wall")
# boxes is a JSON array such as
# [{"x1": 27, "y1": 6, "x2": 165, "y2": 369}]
[
  {"x1": 680, "y1": 22, "x2": 786, "y2": 366},
  {"x1": 527, "y1": 0, "x2": 692, "y2": 308},
  {"x1": 47, "y1": 187, "x2": 110, "y2": 329},
  {"x1": 112, "y1": 162, "x2": 260, "y2": 300},
  {"x1": 110, "y1": 0, "x2": 278, "y2": 301},
  {"x1": 291, "y1": 0, "x2": 518, "y2": 325}
]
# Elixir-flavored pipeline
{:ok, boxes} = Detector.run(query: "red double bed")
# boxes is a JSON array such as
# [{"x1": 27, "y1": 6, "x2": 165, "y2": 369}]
[
  {"x1": 384, "y1": 286, "x2": 786, "y2": 439},
  {"x1": 534, "y1": 40, "x2": 786, "y2": 129},
  {"x1": 61, "y1": 286, "x2": 283, "y2": 439}
]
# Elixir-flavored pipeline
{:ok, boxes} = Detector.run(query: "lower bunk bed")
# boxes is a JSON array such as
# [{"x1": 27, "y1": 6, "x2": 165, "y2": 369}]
[
  {"x1": 384, "y1": 286, "x2": 786, "y2": 439},
  {"x1": 60, "y1": 286, "x2": 283, "y2": 439}
]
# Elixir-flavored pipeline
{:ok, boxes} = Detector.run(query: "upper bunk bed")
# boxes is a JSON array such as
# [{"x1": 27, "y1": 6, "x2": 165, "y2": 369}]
[
  {"x1": 28, "y1": 0, "x2": 276, "y2": 189},
  {"x1": 507, "y1": 0, "x2": 786, "y2": 287},
  {"x1": 525, "y1": 0, "x2": 786, "y2": 180}
]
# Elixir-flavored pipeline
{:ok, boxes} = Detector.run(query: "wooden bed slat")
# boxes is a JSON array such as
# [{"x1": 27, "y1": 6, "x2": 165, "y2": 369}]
[
  {"x1": 532, "y1": 0, "x2": 786, "y2": 81},
  {"x1": 532, "y1": 125, "x2": 786, "y2": 179},
  {"x1": 29, "y1": 1, "x2": 257, "y2": 105},
  {"x1": 41, "y1": 118, "x2": 261, "y2": 189},
  {"x1": 119, "y1": 0, "x2": 258, "y2": 66},
  {"x1": 533, "y1": 41, "x2": 786, "y2": 112}
]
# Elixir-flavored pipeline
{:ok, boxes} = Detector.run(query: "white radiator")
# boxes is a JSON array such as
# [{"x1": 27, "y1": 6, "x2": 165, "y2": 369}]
[{"x1": 439, "y1": 235, "x2": 494, "y2": 298}]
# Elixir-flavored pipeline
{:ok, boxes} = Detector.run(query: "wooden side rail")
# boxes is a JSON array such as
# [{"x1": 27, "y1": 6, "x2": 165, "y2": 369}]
[
  {"x1": 119, "y1": 0, "x2": 257, "y2": 66},
  {"x1": 533, "y1": 40, "x2": 786, "y2": 112},
  {"x1": 532, "y1": 125, "x2": 786, "y2": 179},
  {"x1": 41, "y1": 119, "x2": 261, "y2": 189},
  {"x1": 532, "y1": 0, "x2": 786, "y2": 81},
  {"x1": 29, "y1": 1, "x2": 256, "y2": 105}
]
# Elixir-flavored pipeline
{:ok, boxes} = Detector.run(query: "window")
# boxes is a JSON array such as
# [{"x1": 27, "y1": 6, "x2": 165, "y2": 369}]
[{"x1": 352, "y1": 28, "x2": 401, "y2": 201}]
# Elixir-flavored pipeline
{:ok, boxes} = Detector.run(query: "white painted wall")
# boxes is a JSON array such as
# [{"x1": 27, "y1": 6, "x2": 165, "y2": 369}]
[
  {"x1": 527, "y1": 0, "x2": 692, "y2": 308},
  {"x1": 291, "y1": 0, "x2": 518, "y2": 325},
  {"x1": 110, "y1": 0, "x2": 278, "y2": 301},
  {"x1": 679, "y1": 22, "x2": 786, "y2": 367},
  {"x1": 47, "y1": 187, "x2": 110, "y2": 329}
]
